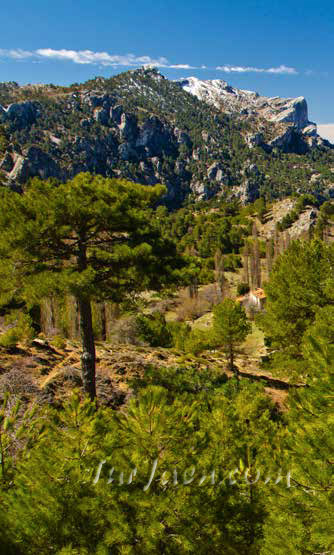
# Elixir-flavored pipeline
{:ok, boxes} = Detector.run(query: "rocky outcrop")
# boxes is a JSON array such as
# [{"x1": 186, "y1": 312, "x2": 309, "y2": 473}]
[
  {"x1": 270, "y1": 97, "x2": 308, "y2": 129},
  {"x1": 268, "y1": 127, "x2": 294, "y2": 150},
  {"x1": 246, "y1": 132, "x2": 264, "y2": 148},
  {"x1": 173, "y1": 128, "x2": 192, "y2": 147},
  {"x1": 119, "y1": 113, "x2": 138, "y2": 142},
  {"x1": 0, "y1": 101, "x2": 40, "y2": 129},
  {"x1": 0, "y1": 152, "x2": 14, "y2": 172},
  {"x1": 302, "y1": 124, "x2": 317, "y2": 137},
  {"x1": 190, "y1": 180, "x2": 220, "y2": 200},
  {"x1": 135, "y1": 117, "x2": 176, "y2": 157},
  {"x1": 93, "y1": 107, "x2": 109, "y2": 126},
  {"x1": 8, "y1": 147, "x2": 62, "y2": 184},
  {"x1": 110, "y1": 105, "x2": 123, "y2": 125},
  {"x1": 231, "y1": 163, "x2": 262, "y2": 204},
  {"x1": 207, "y1": 162, "x2": 226, "y2": 182},
  {"x1": 0, "y1": 105, "x2": 6, "y2": 122}
]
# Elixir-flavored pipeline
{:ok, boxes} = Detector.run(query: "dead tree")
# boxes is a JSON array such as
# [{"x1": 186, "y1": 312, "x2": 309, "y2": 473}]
[
  {"x1": 242, "y1": 244, "x2": 250, "y2": 287},
  {"x1": 266, "y1": 237, "x2": 273, "y2": 278},
  {"x1": 214, "y1": 249, "x2": 225, "y2": 299}
]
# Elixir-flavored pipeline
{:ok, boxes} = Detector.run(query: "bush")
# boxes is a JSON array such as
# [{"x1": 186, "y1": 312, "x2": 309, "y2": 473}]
[
  {"x1": 0, "y1": 311, "x2": 34, "y2": 348},
  {"x1": 223, "y1": 253, "x2": 242, "y2": 271},
  {"x1": 237, "y1": 283, "x2": 250, "y2": 296},
  {"x1": 109, "y1": 315, "x2": 139, "y2": 344},
  {"x1": 183, "y1": 328, "x2": 213, "y2": 355},
  {"x1": 168, "y1": 321, "x2": 191, "y2": 351},
  {"x1": 136, "y1": 312, "x2": 173, "y2": 348},
  {"x1": 176, "y1": 294, "x2": 211, "y2": 322},
  {"x1": 51, "y1": 335, "x2": 67, "y2": 350},
  {"x1": 0, "y1": 327, "x2": 20, "y2": 349}
]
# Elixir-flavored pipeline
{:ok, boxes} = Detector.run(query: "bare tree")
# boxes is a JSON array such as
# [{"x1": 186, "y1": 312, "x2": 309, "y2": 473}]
[
  {"x1": 214, "y1": 249, "x2": 226, "y2": 299},
  {"x1": 266, "y1": 237, "x2": 273, "y2": 278},
  {"x1": 243, "y1": 244, "x2": 250, "y2": 287}
]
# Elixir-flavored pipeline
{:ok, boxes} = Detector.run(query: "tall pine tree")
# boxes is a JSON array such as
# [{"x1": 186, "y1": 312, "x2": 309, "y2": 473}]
[{"x1": 0, "y1": 173, "x2": 185, "y2": 400}]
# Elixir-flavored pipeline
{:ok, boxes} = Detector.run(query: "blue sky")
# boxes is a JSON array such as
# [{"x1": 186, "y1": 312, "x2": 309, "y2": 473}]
[{"x1": 1, "y1": 0, "x2": 334, "y2": 130}]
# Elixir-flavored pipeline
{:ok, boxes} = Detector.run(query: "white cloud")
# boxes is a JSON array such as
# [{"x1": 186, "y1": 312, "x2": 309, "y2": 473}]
[
  {"x1": 0, "y1": 48, "x2": 299, "y2": 75},
  {"x1": 0, "y1": 48, "x2": 191, "y2": 69},
  {"x1": 317, "y1": 124, "x2": 334, "y2": 144},
  {"x1": 35, "y1": 49, "x2": 171, "y2": 67},
  {"x1": 0, "y1": 48, "x2": 34, "y2": 59},
  {"x1": 216, "y1": 64, "x2": 298, "y2": 75},
  {"x1": 167, "y1": 64, "x2": 196, "y2": 69}
]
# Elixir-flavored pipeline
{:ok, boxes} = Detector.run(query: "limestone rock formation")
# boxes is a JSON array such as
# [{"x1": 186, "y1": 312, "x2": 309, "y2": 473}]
[{"x1": 176, "y1": 76, "x2": 323, "y2": 151}]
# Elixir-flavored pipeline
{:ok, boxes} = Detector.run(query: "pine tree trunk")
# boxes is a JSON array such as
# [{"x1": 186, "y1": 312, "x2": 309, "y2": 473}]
[
  {"x1": 77, "y1": 237, "x2": 97, "y2": 401},
  {"x1": 78, "y1": 295, "x2": 96, "y2": 401},
  {"x1": 229, "y1": 344, "x2": 239, "y2": 380}
]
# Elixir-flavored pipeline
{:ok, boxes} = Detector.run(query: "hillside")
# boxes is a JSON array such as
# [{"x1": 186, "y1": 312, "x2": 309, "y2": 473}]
[{"x1": 1, "y1": 67, "x2": 334, "y2": 207}]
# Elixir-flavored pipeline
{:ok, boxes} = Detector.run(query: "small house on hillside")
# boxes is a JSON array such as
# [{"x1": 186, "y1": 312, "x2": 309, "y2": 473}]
[{"x1": 236, "y1": 288, "x2": 266, "y2": 312}]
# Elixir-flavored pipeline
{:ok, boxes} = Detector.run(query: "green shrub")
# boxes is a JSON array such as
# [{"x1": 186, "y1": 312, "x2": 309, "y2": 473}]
[
  {"x1": 0, "y1": 327, "x2": 21, "y2": 349},
  {"x1": 223, "y1": 253, "x2": 242, "y2": 271},
  {"x1": 168, "y1": 320, "x2": 191, "y2": 351},
  {"x1": 237, "y1": 282, "x2": 250, "y2": 296},
  {"x1": 184, "y1": 328, "x2": 213, "y2": 355},
  {"x1": 51, "y1": 335, "x2": 67, "y2": 350},
  {"x1": 0, "y1": 311, "x2": 34, "y2": 348},
  {"x1": 136, "y1": 312, "x2": 173, "y2": 347}
]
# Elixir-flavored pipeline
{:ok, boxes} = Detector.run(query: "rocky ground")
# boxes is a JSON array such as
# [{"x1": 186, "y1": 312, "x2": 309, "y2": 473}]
[{"x1": 0, "y1": 321, "x2": 291, "y2": 411}]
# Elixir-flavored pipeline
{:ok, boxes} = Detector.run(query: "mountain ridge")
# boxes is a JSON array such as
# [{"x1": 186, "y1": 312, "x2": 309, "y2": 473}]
[{"x1": 0, "y1": 67, "x2": 333, "y2": 206}]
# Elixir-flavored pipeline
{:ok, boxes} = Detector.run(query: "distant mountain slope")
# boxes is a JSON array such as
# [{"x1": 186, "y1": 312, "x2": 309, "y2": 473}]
[{"x1": 0, "y1": 68, "x2": 333, "y2": 206}]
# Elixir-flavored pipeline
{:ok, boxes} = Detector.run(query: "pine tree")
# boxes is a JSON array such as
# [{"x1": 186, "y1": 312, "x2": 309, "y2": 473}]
[
  {"x1": 262, "y1": 336, "x2": 334, "y2": 554},
  {"x1": 258, "y1": 239, "x2": 334, "y2": 354},
  {"x1": 0, "y1": 173, "x2": 185, "y2": 400},
  {"x1": 212, "y1": 299, "x2": 251, "y2": 378}
]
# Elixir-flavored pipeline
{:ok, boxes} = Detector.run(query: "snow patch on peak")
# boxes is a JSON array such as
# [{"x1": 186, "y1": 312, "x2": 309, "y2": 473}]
[{"x1": 175, "y1": 76, "x2": 261, "y2": 109}]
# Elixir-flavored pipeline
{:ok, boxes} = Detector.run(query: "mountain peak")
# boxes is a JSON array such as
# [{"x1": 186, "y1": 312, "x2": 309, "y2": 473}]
[{"x1": 176, "y1": 76, "x2": 312, "y2": 132}]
